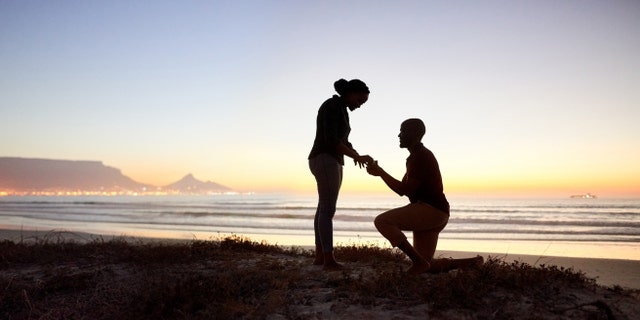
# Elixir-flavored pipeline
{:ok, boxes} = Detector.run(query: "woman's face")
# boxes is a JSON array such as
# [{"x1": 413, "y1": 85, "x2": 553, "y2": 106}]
[{"x1": 345, "y1": 92, "x2": 369, "y2": 111}]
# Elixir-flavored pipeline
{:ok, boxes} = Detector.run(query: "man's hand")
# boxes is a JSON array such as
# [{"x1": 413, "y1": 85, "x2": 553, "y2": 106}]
[{"x1": 366, "y1": 160, "x2": 383, "y2": 176}]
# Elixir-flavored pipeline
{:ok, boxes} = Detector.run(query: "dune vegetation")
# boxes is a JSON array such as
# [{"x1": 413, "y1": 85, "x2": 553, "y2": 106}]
[{"x1": 1, "y1": 235, "x2": 638, "y2": 319}]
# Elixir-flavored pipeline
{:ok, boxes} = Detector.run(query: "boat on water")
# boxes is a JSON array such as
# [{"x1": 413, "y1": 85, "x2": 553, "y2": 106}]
[{"x1": 570, "y1": 193, "x2": 597, "y2": 199}]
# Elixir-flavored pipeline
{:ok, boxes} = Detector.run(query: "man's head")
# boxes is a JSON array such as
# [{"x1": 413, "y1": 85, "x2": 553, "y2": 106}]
[{"x1": 398, "y1": 118, "x2": 425, "y2": 149}]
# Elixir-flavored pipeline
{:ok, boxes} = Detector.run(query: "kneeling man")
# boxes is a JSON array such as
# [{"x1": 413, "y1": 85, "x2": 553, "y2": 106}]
[{"x1": 367, "y1": 118, "x2": 481, "y2": 274}]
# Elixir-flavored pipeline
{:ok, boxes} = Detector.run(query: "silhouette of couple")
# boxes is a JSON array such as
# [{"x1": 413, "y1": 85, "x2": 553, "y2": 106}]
[{"x1": 308, "y1": 79, "x2": 482, "y2": 273}]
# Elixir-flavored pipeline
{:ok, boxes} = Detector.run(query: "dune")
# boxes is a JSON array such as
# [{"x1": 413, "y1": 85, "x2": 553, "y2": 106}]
[{"x1": 1, "y1": 230, "x2": 639, "y2": 319}]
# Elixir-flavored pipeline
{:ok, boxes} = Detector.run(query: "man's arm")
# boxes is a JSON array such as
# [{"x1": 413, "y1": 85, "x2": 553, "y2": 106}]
[{"x1": 367, "y1": 161, "x2": 419, "y2": 196}]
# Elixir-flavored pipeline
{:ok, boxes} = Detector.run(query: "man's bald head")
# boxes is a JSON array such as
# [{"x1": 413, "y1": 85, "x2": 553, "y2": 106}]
[
  {"x1": 399, "y1": 118, "x2": 426, "y2": 149},
  {"x1": 401, "y1": 118, "x2": 426, "y2": 140}
]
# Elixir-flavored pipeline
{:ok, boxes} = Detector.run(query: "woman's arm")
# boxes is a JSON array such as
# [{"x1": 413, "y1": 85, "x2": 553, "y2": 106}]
[{"x1": 337, "y1": 142, "x2": 372, "y2": 168}]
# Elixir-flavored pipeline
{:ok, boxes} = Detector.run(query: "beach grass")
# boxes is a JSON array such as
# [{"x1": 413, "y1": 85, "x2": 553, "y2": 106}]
[{"x1": 1, "y1": 235, "x2": 638, "y2": 319}]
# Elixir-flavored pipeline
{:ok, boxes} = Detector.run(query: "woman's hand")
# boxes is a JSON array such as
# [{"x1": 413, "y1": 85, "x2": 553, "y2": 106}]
[{"x1": 353, "y1": 155, "x2": 373, "y2": 168}]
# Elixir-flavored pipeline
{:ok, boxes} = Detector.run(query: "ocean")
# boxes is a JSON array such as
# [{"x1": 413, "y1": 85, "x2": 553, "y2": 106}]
[{"x1": 1, "y1": 194, "x2": 639, "y2": 260}]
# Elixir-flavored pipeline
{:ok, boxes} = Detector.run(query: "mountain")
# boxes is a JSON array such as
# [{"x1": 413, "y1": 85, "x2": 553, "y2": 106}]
[
  {"x1": 0, "y1": 157, "x2": 232, "y2": 194},
  {"x1": 163, "y1": 173, "x2": 231, "y2": 194},
  {"x1": 0, "y1": 157, "x2": 151, "y2": 192}
]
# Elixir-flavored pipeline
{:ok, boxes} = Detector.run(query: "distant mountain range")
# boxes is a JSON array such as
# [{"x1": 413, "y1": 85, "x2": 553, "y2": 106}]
[
  {"x1": 162, "y1": 173, "x2": 230, "y2": 193},
  {"x1": 0, "y1": 157, "x2": 231, "y2": 194}
]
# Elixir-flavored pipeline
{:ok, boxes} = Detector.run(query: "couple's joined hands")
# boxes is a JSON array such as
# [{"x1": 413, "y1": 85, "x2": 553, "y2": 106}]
[
  {"x1": 353, "y1": 155, "x2": 373, "y2": 168},
  {"x1": 354, "y1": 155, "x2": 383, "y2": 176}
]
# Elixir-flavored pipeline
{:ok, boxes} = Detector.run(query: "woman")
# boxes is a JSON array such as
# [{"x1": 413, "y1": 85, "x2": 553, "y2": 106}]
[{"x1": 308, "y1": 78, "x2": 372, "y2": 270}]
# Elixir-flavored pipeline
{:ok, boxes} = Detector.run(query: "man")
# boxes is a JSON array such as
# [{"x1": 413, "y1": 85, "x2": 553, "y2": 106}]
[{"x1": 367, "y1": 118, "x2": 482, "y2": 274}]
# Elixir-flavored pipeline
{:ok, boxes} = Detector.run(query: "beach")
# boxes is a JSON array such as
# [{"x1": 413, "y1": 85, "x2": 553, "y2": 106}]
[
  {"x1": 1, "y1": 231, "x2": 639, "y2": 319},
  {"x1": 437, "y1": 250, "x2": 640, "y2": 290},
  {"x1": 2, "y1": 228, "x2": 639, "y2": 291},
  {"x1": 2, "y1": 195, "x2": 640, "y2": 318},
  {"x1": 2, "y1": 228, "x2": 638, "y2": 290}
]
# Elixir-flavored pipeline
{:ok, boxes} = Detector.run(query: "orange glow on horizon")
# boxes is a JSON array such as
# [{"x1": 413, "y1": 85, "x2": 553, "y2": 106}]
[{"x1": 115, "y1": 160, "x2": 640, "y2": 198}]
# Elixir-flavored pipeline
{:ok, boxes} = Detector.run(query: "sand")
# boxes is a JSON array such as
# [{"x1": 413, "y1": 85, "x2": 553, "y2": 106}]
[
  {"x1": 1, "y1": 228, "x2": 638, "y2": 290},
  {"x1": 2, "y1": 228, "x2": 640, "y2": 319},
  {"x1": 436, "y1": 250, "x2": 640, "y2": 290}
]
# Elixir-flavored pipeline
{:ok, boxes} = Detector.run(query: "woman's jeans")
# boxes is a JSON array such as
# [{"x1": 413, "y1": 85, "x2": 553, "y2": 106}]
[{"x1": 309, "y1": 154, "x2": 343, "y2": 253}]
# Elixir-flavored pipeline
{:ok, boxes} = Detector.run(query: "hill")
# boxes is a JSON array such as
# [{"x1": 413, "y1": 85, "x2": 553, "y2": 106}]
[
  {"x1": 163, "y1": 173, "x2": 231, "y2": 194},
  {"x1": 0, "y1": 157, "x2": 230, "y2": 194},
  {"x1": 0, "y1": 157, "x2": 150, "y2": 192}
]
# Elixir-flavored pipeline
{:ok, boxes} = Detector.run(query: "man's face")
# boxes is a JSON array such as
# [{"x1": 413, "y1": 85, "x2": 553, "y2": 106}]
[{"x1": 398, "y1": 124, "x2": 413, "y2": 148}]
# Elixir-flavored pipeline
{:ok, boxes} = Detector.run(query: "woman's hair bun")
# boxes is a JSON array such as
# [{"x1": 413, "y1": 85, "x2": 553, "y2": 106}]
[
  {"x1": 334, "y1": 78, "x2": 369, "y2": 96},
  {"x1": 333, "y1": 79, "x2": 349, "y2": 95}
]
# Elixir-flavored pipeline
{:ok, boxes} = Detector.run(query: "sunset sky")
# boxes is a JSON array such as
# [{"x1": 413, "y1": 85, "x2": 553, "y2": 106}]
[{"x1": 1, "y1": 1, "x2": 639, "y2": 197}]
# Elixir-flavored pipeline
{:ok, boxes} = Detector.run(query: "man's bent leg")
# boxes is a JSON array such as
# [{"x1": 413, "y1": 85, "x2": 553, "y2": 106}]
[
  {"x1": 413, "y1": 229, "x2": 443, "y2": 262},
  {"x1": 374, "y1": 204, "x2": 416, "y2": 247},
  {"x1": 412, "y1": 203, "x2": 448, "y2": 260},
  {"x1": 397, "y1": 239, "x2": 430, "y2": 274},
  {"x1": 375, "y1": 204, "x2": 441, "y2": 274}
]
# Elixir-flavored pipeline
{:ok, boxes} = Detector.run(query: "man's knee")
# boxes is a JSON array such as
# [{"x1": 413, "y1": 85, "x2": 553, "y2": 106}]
[{"x1": 373, "y1": 214, "x2": 385, "y2": 231}]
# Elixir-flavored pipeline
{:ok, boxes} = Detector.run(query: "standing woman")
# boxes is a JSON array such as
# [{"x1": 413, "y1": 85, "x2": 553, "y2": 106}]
[{"x1": 308, "y1": 78, "x2": 372, "y2": 270}]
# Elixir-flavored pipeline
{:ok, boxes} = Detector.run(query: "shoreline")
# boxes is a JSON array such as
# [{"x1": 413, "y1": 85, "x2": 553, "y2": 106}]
[
  {"x1": 1, "y1": 228, "x2": 638, "y2": 290},
  {"x1": 435, "y1": 250, "x2": 640, "y2": 290}
]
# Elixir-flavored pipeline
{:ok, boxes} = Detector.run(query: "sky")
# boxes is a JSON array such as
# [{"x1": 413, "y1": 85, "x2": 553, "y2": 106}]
[{"x1": 1, "y1": 1, "x2": 639, "y2": 197}]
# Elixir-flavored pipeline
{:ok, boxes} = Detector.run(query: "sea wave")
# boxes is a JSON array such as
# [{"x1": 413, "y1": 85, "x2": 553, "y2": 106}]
[{"x1": 2, "y1": 195, "x2": 639, "y2": 244}]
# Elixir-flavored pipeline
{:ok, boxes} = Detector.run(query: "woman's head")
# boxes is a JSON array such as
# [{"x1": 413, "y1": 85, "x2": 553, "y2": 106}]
[{"x1": 334, "y1": 78, "x2": 370, "y2": 111}]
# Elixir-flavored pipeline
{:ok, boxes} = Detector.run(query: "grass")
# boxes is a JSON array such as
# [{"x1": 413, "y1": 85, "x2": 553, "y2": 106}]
[{"x1": 0, "y1": 235, "x2": 636, "y2": 319}]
